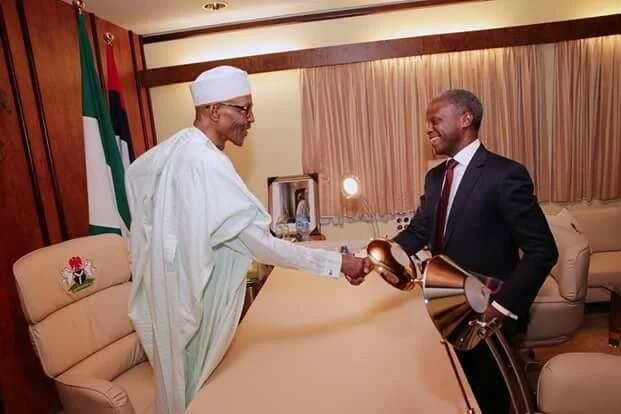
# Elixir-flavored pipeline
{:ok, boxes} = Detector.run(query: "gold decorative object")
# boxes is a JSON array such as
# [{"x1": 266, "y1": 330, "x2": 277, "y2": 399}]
[
  {"x1": 366, "y1": 239, "x2": 419, "y2": 291},
  {"x1": 73, "y1": 0, "x2": 86, "y2": 13},
  {"x1": 365, "y1": 243, "x2": 535, "y2": 412},
  {"x1": 104, "y1": 32, "x2": 114, "y2": 45}
]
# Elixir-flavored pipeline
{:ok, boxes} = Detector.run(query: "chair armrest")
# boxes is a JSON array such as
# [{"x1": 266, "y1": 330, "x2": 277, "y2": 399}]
[
  {"x1": 55, "y1": 374, "x2": 135, "y2": 414},
  {"x1": 538, "y1": 353, "x2": 621, "y2": 414},
  {"x1": 548, "y1": 224, "x2": 590, "y2": 302}
]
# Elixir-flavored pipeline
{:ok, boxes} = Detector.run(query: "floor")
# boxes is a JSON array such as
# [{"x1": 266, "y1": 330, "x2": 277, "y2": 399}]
[{"x1": 534, "y1": 305, "x2": 621, "y2": 362}]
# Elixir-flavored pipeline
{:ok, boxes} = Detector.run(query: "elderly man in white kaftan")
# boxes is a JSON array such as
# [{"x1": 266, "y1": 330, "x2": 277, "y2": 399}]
[{"x1": 125, "y1": 66, "x2": 367, "y2": 414}]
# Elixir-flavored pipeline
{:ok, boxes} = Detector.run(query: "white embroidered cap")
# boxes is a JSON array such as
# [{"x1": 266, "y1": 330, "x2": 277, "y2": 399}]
[{"x1": 190, "y1": 65, "x2": 252, "y2": 106}]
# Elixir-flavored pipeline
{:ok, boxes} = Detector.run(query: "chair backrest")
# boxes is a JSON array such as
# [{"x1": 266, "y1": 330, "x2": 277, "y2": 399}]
[
  {"x1": 13, "y1": 234, "x2": 136, "y2": 379},
  {"x1": 570, "y1": 206, "x2": 621, "y2": 253},
  {"x1": 548, "y1": 224, "x2": 591, "y2": 302}
]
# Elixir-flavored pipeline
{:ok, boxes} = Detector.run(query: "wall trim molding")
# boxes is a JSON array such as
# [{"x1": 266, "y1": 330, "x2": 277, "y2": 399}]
[
  {"x1": 142, "y1": 0, "x2": 486, "y2": 44},
  {"x1": 139, "y1": 13, "x2": 621, "y2": 88}
]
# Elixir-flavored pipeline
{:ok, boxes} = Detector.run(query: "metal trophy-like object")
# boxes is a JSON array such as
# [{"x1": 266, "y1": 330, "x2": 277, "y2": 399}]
[
  {"x1": 366, "y1": 241, "x2": 535, "y2": 414},
  {"x1": 422, "y1": 255, "x2": 495, "y2": 351},
  {"x1": 365, "y1": 239, "x2": 502, "y2": 348},
  {"x1": 366, "y1": 239, "x2": 495, "y2": 342},
  {"x1": 366, "y1": 239, "x2": 420, "y2": 291}
]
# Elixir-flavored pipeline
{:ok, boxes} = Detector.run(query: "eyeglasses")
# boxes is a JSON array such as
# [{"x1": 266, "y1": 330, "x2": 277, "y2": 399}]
[{"x1": 218, "y1": 102, "x2": 254, "y2": 118}]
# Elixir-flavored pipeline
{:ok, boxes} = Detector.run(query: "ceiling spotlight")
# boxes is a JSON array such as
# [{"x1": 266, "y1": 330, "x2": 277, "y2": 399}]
[{"x1": 203, "y1": 1, "x2": 228, "y2": 11}]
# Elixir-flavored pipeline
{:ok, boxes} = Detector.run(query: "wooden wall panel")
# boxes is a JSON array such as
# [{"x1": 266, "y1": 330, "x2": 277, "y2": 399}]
[
  {"x1": 93, "y1": 16, "x2": 148, "y2": 157},
  {"x1": 130, "y1": 32, "x2": 157, "y2": 149},
  {"x1": 130, "y1": 32, "x2": 157, "y2": 147},
  {"x1": 0, "y1": 23, "x2": 59, "y2": 414},
  {"x1": 20, "y1": 0, "x2": 88, "y2": 239},
  {"x1": 1, "y1": 0, "x2": 64, "y2": 244}
]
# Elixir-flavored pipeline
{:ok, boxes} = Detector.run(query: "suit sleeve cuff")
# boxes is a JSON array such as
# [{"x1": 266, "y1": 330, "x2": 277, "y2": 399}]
[{"x1": 491, "y1": 301, "x2": 518, "y2": 320}]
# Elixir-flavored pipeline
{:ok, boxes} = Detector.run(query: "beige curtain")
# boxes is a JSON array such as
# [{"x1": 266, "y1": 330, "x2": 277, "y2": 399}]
[
  {"x1": 552, "y1": 35, "x2": 621, "y2": 202},
  {"x1": 448, "y1": 46, "x2": 550, "y2": 200},
  {"x1": 302, "y1": 44, "x2": 549, "y2": 220},
  {"x1": 301, "y1": 56, "x2": 449, "y2": 222}
]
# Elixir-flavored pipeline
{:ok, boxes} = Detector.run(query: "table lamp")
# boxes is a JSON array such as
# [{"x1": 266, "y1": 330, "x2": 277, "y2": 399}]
[{"x1": 341, "y1": 175, "x2": 380, "y2": 238}]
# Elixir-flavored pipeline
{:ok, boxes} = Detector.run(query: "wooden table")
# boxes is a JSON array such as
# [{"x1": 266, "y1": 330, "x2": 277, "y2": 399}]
[{"x1": 187, "y1": 267, "x2": 479, "y2": 413}]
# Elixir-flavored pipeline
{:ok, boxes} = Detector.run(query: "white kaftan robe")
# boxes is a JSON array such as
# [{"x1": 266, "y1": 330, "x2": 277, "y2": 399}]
[{"x1": 125, "y1": 127, "x2": 341, "y2": 414}]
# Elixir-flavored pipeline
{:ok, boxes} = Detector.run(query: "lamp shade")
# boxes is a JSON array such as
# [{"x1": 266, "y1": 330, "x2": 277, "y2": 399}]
[
  {"x1": 341, "y1": 175, "x2": 361, "y2": 199},
  {"x1": 422, "y1": 255, "x2": 497, "y2": 351}
]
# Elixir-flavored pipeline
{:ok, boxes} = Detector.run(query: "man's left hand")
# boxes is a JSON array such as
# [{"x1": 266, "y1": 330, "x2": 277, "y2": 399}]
[{"x1": 482, "y1": 304, "x2": 506, "y2": 325}]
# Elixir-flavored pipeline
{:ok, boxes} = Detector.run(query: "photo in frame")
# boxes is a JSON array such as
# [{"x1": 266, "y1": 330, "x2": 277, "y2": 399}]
[{"x1": 267, "y1": 174, "x2": 321, "y2": 236}]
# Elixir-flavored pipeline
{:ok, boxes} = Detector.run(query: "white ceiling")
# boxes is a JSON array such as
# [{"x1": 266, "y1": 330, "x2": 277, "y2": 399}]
[{"x1": 72, "y1": 0, "x2": 426, "y2": 35}]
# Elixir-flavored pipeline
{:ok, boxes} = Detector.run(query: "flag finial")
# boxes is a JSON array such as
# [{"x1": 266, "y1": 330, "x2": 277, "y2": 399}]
[
  {"x1": 73, "y1": 0, "x2": 86, "y2": 14},
  {"x1": 104, "y1": 32, "x2": 114, "y2": 45}
]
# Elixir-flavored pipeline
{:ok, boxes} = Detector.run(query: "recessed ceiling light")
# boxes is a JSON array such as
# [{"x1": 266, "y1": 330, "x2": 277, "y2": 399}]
[{"x1": 203, "y1": 1, "x2": 228, "y2": 11}]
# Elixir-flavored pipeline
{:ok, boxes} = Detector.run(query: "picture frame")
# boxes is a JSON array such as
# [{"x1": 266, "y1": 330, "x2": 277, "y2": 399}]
[{"x1": 267, "y1": 173, "x2": 321, "y2": 236}]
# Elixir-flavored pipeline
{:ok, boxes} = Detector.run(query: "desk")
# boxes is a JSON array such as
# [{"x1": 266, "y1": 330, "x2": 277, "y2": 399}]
[{"x1": 187, "y1": 267, "x2": 479, "y2": 413}]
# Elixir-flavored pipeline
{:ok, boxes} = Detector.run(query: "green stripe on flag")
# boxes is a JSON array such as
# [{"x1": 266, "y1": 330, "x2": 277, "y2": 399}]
[
  {"x1": 78, "y1": 13, "x2": 131, "y2": 231},
  {"x1": 89, "y1": 225, "x2": 122, "y2": 236}
]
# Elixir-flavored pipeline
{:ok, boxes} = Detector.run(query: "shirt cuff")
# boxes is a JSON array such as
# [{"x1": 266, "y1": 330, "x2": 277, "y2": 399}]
[
  {"x1": 491, "y1": 301, "x2": 518, "y2": 320},
  {"x1": 320, "y1": 251, "x2": 342, "y2": 279}
]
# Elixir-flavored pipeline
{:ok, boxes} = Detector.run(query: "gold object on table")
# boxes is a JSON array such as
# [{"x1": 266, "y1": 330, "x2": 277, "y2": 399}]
[
  {"x1": 366, "y1": 238, "x2": 420, "y2": 291},
  {"x1": 365, "y1": 240, "x2": 533, "y2": 412},
  {"x1": 365, "y1": 239, "x2": 495, "y2": 351}
]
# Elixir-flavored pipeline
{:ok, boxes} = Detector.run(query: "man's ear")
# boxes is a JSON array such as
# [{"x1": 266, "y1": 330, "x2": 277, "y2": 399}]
[
  {"x1": 197, "y1": 105, "x2": 219, "y2": 122},
  {"x1": 461, "y1": 112, "x2": 473, "y2": 129},
  {"x1": 207, "y1": 104, "x2": 221, "y2": 122}
]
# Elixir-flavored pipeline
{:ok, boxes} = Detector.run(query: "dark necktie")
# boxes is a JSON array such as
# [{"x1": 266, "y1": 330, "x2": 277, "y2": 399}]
[{"x1": 435, "y1": 159, "x2": 458, "y2": 251}]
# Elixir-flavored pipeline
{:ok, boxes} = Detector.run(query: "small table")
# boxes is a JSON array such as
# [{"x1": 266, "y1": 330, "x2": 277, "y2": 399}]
[
  {"x1": 242, "y1": 263, "x2": 274, "y2": 320},
  {"x1": 602, "y1": 284, "x2": 621, "y2": 347}
]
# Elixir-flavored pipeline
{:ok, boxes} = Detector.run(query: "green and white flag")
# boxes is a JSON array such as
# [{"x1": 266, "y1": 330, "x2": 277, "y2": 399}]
[{"x1": 77, "y1": 12, "x2": 130, "y2": 236}]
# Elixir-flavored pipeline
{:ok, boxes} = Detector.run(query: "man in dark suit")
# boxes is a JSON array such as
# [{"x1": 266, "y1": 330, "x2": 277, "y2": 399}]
[{"x1": 392, "y1": 89, "x2": 558, "y2": 413}]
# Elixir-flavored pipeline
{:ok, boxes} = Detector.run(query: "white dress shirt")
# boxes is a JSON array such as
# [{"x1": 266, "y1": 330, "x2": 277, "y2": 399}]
[{"x1": 442, "y1": 139, "x2": 518, "y2": 320}]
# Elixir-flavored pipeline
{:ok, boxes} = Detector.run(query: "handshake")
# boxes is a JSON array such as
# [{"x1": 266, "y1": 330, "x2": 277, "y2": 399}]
[{"x1": 340, "y1": 255, "x2": 374, "y2": 286}]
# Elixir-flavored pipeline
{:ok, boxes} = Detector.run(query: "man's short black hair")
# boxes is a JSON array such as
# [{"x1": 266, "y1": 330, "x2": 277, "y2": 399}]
[{"x1": 438, "y1": 89, "x2": 484, "y2": 131}]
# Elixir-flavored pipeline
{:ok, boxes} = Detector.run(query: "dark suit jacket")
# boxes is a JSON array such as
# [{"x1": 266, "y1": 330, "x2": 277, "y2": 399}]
[{"x1": 394, "y1": 145, "x2": 558, "y2": 322}]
